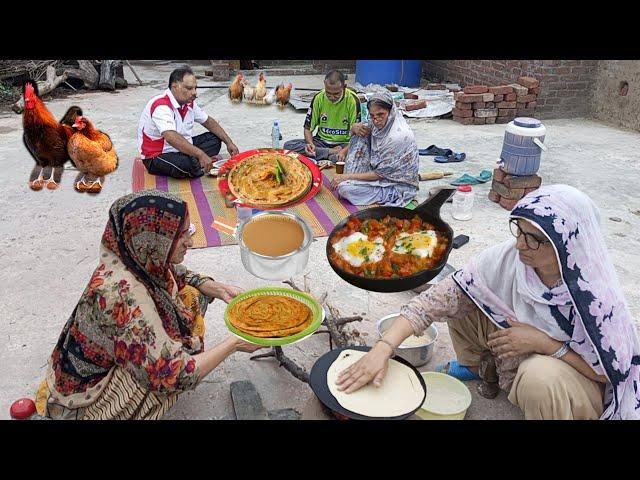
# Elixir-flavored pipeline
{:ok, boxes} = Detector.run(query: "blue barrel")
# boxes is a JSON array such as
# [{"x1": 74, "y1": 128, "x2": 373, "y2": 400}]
[
  {"x1": 399, "y1": 60, "x2": 423, "y2": 87},
  {"x1": 355, "y1": 60, "x2": 423, "y2": 87}
]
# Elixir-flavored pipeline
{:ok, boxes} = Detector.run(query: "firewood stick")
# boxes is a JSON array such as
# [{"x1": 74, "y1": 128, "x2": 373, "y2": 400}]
[
  {"x1": 274, "y1": 347, "x2": 310, "y2": 383},
  {"x1": 335, "y1": 316, "x2": 363, "y2": 326},
  {"x1": 125, "y1": 60, "x2": 144, "y2": 86},
  {"x1": 250, "y1": 351, "x2": 276, "y2": 361}
]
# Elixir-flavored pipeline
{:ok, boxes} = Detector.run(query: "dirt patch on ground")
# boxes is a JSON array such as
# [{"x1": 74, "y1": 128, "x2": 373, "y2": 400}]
[{"x1": 0, "y1": 126, "x2": 17, "y2": 134}]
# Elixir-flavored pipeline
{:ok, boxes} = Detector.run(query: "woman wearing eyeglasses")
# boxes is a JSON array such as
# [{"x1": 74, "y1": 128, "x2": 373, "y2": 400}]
[
  {"x1": 332, "y1": 185, "x2": 640, "y2": 419},
  {"x1": 329, "y1": 91, "x2": 419, "y2": 207}
]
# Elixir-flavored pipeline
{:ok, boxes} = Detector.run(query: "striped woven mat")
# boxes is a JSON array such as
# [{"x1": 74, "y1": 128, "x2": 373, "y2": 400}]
[{"x1": 131, "y1": 157, "x2": 370, "y2": 249}]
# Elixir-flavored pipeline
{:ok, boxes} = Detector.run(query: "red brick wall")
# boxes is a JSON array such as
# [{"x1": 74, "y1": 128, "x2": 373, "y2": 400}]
[
  {"x1": 423, "y1": 60, "x2": 598, "y2": 119},
  {"x1": 312, "y1": 60, "x2": 356, "y2": 73}
]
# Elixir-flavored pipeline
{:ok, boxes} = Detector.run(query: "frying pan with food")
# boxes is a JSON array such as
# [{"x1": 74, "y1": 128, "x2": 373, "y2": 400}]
[{"x1": 326, "y1": 186, "x2": 457, "y2": 292}]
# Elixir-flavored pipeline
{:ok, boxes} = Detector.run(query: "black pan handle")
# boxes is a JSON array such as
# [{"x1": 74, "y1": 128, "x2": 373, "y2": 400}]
[{"x1": 414, "y1": 186, "x2": 457, "y2": 220}]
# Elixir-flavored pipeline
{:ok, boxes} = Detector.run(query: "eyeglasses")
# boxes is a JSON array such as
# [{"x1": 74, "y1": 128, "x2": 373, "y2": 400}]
[
  {"x1": 509, "y1": 219, "x2": 550, "y2": 250},
  {"x1": 370, "y1": 111, "x2": 388, "y2": 120}
]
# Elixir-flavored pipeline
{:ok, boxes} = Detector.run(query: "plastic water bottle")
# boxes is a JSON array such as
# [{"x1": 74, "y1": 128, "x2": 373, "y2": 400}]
[
  {"x1": 452, "y1": 185, "x2": 474, "y2": 221},
  {"x1": 272, "y1": 120, "x2": 281, "y2": 149},
  {"x1": 236, "y1": 205, "x2": 254, "y2": 224},
  {"x1": 360, "y1": 102, "x2": 370, "y2": 123}
]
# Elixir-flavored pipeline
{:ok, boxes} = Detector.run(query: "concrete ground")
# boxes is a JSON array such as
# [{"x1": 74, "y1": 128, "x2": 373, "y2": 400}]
[{"x1": 1, "y1": 62, "x2": 638, "y2": 420}]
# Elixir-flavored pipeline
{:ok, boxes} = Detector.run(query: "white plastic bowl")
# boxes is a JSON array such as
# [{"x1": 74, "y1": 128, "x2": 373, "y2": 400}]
[{"x1": 416, "y1": 371, "x2": 472, "y2": 420}]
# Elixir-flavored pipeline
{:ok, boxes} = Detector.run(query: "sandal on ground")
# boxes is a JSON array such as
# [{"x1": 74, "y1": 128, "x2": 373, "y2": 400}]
[
  {"x1": 419, "y1": 145, "x2": 453, "y2": 157},
  {"x1": 449, "y1": 170, "x2": 492, "y2": 186},
  {"x1": 434, "y1": 152, "x2": 466, "y2": 163}
]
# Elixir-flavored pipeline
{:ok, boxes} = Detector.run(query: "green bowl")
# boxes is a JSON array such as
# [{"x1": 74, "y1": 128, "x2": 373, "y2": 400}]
[{"x1": 224, "y1": 287, "x2": 324, "y2": 346}]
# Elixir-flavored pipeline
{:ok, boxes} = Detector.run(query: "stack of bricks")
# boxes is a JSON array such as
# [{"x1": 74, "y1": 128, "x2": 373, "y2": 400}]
[
  {"x1": 489, "y1": 168, "x2": 542, "y2": 210},
  {"x1": 427, "y1": 83, "x2": 462, "y2": 92},
  {"x1": 452, "y1": 76, "x2": 540, "y2": 125}
]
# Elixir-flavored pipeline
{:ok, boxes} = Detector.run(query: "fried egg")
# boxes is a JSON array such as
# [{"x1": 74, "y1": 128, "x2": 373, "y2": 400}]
[
  {"x1": 332, "y1": 232, "x2": 385, "y2": 267},
  {"x1": 392, "y1": 230, "x2": 438, "y2": 258}
]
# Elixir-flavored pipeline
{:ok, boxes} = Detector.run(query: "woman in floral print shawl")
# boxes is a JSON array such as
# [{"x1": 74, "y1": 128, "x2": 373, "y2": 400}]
[
  {"x1": 37, "y1": 190, "x2": 263, "y2": 420},
  {"x1": 332, "y1": 185, "x2": 639, "y2": 420}
]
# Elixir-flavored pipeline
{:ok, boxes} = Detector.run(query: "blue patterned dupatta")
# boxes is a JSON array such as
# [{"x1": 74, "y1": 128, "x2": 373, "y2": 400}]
[{"x1": 453, "y1": 185, "x2": 640, "y2": 419}]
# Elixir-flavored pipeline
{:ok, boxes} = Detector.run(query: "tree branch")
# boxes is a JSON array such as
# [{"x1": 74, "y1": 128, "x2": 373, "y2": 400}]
[
  {"x1": 249, "y1": 347, "x2": 310, "y2": 384},
  {"x1": 274, "y1": 347, "x2": 310, "y2": 383},
  {"x1": 335, "y1": 316, "x2": 363, "y2": 327}
]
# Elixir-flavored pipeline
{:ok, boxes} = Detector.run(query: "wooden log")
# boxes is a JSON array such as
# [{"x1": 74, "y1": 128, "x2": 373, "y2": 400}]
[
  {"x1": 98, "y1": 60, "x2": 119, "y2": 91},
  {"x1": 113, "y1": 61, "x2": 128, "y2": 88},
  {"x1": 64, "y1": 59, "x2": 99, "y2": 89},
  {"x1": 115, "y1": 63, "x2": 128, "y2": 89}
]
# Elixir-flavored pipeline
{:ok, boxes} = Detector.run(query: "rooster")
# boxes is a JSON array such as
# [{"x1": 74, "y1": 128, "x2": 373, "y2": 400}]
[
  {"x1": 22, "y1": 81, "x2": 82, "y2": 190},
  {"x1": 228, "y1": 73, "x2": 244, "y2": 102},
  {"x1": 275, "y1": 83, "x2": 293, "y2": 107},
  {"x1": 67, "y1": 116, "x2": 119, "y2": 194},
  {"x1": 254, "y1": 72, "x2": 267, "y2": 103}
]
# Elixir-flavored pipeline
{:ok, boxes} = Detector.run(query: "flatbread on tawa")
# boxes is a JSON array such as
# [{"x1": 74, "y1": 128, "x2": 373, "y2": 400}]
[
  {"x1": 228, "y1": 153, "x2": 312, "y2": 207},
  {"x1": 228, "y1": 295, "x2": 313, "y2": 338},
  {"x1": 327, "y1": 349, "x2": 424, "y2": 418}
]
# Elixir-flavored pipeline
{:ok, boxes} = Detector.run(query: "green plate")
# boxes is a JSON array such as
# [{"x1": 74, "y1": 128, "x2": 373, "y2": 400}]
[{"x1": 224, "y1": 287, "x2": 324, "y2": 346}]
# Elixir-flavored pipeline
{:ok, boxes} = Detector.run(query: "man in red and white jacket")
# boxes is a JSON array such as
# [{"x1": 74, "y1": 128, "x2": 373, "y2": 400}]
[{"x1": 137, "y1": 66, "x2": 239, "y2": 178}]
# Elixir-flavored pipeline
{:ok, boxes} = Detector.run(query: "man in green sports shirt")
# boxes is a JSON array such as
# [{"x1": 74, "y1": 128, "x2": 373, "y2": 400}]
[{"x1": 283, "y1": 70, "x2": 361, "y2": 163}]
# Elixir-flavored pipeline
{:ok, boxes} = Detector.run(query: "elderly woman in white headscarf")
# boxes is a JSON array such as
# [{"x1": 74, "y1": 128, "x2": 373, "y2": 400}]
[
  {"x1": 333, "y1": 185, "x2": 640, "y2": 420},
  {"x1": 330, "y1": 91, "x2": 419, "y2": 207}
]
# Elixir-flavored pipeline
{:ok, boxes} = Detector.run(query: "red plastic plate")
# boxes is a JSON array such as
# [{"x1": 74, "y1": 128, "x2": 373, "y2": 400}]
[{"x1": 218, "y1": 148, "x2": 323, "y2": 210}]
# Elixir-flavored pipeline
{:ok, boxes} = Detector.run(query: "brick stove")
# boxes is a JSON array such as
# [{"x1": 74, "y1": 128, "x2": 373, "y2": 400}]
[{"x1": 489, "y1": 167, "x2": 542, "y2": 210}]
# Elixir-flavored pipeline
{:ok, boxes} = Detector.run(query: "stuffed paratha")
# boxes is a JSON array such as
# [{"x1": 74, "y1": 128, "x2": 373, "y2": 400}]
[
  {"x1": 228, "y1": 295, "x2": 313, "y2": 338},
  {"x1": 227, "y1": 153, "x2": 312, "y2": 208}
]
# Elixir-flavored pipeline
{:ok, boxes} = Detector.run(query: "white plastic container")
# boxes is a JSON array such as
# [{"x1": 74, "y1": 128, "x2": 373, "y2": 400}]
[
  {"x1": 452, "y1": 185, "x2": 474, "y2": 221},
  {"x1": 499, "y1": 117, "x2": 547, "y2": 176}
]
